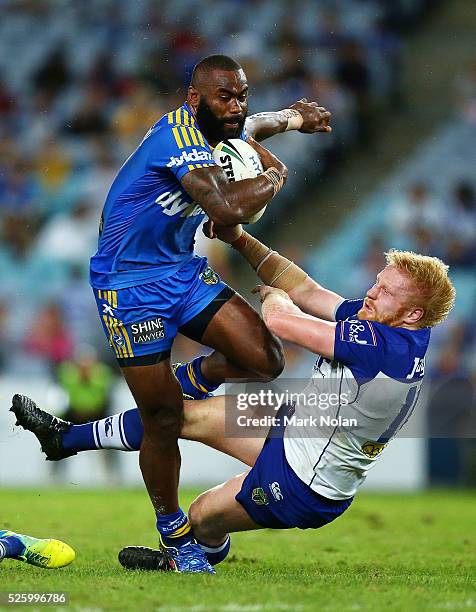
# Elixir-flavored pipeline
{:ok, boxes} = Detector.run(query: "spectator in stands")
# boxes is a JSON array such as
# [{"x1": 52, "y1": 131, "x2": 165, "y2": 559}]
[
  {"x1": 23, "y1": 302, "x2": 74, "y2": 371},
  {"x1": 54, "y1": 344, "x2": 119, "y2": 482},
  {"x1": 63, "y1": 87, "x2": 110, "y2": 137},
  {"x1": 444, "y1": 181, "x2": 476, "y2": 268},
  {"x1": 454, "y1": 58, "x2": 476, "y2": 126},
  {"x1": 336, "y1": 41, "x2": 371, "y2": 144},
  {"x1": 33, "y1": 48, "x2": 72, "y2": 102},
  {"x1": 57, "y1": 345, "x2": 115, "y2": 426},
  {"x1": 34, "y1": 201, "x2": 98, "y2": 266},
  {"x1": 388, "y1": 181, "x2": 444, "y2": 244},
  {"x1": 1, "y1": 212, "x2": 40, "y2": 260},
  {"x1": 349, "y1": 234, "x2": 388, "y2": 297}
]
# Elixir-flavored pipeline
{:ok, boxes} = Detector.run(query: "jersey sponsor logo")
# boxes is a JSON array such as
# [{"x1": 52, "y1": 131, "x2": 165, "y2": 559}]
[
  {"x1": 269, "y1": 482, "x2": 283, "y2": 501},
  {"x1": 340, "y1": 320, "x2": 377, "y2": 346},
  {"x1": 131, "y1": 317, "x2": 165, "y2": 344},
  {"x1": 156, "y1": 190, "x2": 203, "y2": 218},
  {"x1": 406, "y1": 357, "x2": 425, "y2": 379},
  {"x1": 361, "y1": 441, "x2": 387, "y2": 459},
  {"x1": 167, "y1": 148, "x2": 213, "y2": 168},
  {"x1": 200, "y1": 265, "x2": 219, "y2": 285},
  {"x1": 251, "y1": 487, "x2": 269, "y2": 506}
]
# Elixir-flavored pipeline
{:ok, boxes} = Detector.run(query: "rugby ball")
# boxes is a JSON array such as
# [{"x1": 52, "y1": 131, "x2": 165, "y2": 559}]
[{"x1": 212, "y1": 139, "x2": 266, "y2": 223}]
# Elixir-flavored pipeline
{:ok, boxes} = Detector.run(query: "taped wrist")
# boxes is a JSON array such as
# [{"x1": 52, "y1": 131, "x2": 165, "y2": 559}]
[
  {"x1": 263, "y1": 167, "x2": 284, "y2": 196},
  {"x1": 231, "y1": 231, "x2": 270, "y2": 269},
  {"x1": 282, "y1": 108, "x2": 304, "y2": 131},
  {"x1": 231, "y1": 232, "x2": 308, "y2": 293}
]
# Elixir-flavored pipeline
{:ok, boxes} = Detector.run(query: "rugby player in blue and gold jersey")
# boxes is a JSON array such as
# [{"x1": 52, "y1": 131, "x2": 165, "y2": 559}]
[{"x1": 15, "y1": 55, "x2": 332, "y2": 573}]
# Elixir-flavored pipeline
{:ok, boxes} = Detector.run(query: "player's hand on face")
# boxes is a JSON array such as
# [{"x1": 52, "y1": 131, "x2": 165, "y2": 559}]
[
  {"x1": 290, "y1": 98, "x2": 332, "y2": 134},
  {"x1": 211, "y1": 223, "x2": 243, "y2": 244},
  {"x1": 247, "y1": 137, "x2": 288, "y2": 182}
]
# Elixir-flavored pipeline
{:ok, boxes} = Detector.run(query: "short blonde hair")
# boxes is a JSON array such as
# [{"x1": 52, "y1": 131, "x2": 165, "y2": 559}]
[{"x1": 385, "y1": 249, "x2": 456, "y2": 328}]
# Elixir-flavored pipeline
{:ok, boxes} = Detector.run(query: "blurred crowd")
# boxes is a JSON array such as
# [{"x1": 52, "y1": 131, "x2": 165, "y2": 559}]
[{"x1": 0, "y1": 0, "x2": 439, "y2": 378}]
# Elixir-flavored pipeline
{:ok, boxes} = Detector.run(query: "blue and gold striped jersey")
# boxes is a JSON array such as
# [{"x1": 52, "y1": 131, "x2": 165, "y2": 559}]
[{"x1": 90, "y1": 103, "x2": 245, "y2": 290}]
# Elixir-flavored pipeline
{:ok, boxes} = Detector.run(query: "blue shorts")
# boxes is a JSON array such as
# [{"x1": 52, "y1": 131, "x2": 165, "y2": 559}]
[
  {"x1": 236, "y1": 409, "x2": 353, "y2": 530},
  {"x1": 93, "y1": 256, "x2": 230, "y2": 365}
]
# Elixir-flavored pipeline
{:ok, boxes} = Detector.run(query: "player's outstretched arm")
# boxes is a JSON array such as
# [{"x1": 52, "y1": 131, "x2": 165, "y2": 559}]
[
  {"x1": 181, "y1": 144, "x2": 287, "y2": 226},
  {"x1": 213, "y1": 225, "x2": 344, "y2": 322},
  {"x1": 245, "y1": 99, "x2": 332, "y2": 141},
  {"x1": 254, "y1": 286, "x2": 336, "y2": 359}
]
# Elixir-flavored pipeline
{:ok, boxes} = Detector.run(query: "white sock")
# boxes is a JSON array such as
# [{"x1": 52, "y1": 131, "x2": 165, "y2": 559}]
[{"x1": 94, "y1": 413, "x2": 134, "y2": 451}]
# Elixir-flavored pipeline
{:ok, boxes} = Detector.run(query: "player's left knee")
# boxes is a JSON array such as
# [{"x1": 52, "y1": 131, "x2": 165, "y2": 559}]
[{"x1": 188, "y1": 497, "x2": 206, "y2": 538}]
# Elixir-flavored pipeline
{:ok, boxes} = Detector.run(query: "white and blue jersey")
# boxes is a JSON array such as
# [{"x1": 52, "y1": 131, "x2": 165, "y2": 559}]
[{"x1": 283, "y1": 299, "x2": 430, "y2": 500}]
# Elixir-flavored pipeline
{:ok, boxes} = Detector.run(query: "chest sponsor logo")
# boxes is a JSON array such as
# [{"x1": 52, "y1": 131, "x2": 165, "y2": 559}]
[
  {"x1": 407, "y1": 357, "x2": 425, "y2": 379},
  {"x1": 156, "y1": 190, "x2": 203, "y2": 218},
  {"x1": 131, "y1": 317, "x2": 165, "y2": 344},
  {"x1": 361, "y1": 441, "x2": 387, "y2": 459},
  {"x1": 341, "y1": 320, "x2": 377, "y2": 346},
  {"x1": 167, "y1": 148, "x2": 213, "y2": 168}
]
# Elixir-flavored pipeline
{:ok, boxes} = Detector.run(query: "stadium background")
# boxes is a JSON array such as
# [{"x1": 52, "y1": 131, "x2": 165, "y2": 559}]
[{"x1": 0, "y1": 0, "x2": 475, "y2": 493}]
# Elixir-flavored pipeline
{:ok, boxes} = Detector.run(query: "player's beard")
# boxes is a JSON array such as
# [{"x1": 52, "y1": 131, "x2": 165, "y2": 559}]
[
  {"x1": 196, "y1": 98, "x2": 246, "y2": 143},
  {"x1": 358, "y1": 300, "x2": 410, "y2": 327}
]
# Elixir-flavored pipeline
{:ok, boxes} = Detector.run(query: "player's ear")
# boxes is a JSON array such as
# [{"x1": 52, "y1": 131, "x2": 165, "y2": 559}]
[
  {"x1": 406, "y1": 306, "x2": 424, "y2": 326},
  {"x1": 188, "y1": 86, "x2": 200, "y2": 110}
]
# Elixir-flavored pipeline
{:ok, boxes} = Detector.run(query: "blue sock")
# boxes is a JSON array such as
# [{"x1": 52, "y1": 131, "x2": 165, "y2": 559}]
[
  {"x1": 62, "y1": 409, "x2": 143, "y2": 452},
  {"x1": 0, "y1": 536, "x2": 24, "y2": 559},
  {"x1": 175, "y1": 356, "x2": 220, "y2": 399},
  {"x1": 156, "y1": 508, "x2": 193, "y2": 548},
  {"x1": 198, "y1": 536, "x2": 230, "y2": 565},
  {"x1": 62, "y1": 422, "x2": 95, "y2": 452}
]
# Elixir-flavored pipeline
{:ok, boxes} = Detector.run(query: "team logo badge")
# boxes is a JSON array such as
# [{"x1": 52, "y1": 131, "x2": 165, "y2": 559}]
[
  {"x1": 361, "y1": 441, "x2": 387, "y2": 459},
  {"x1": 251, "y1": 487, "x2": 269, "y2": 506},
  {"x1": 112, "y1": 333, "x2": 125, "y2": 348},
  {"x1": 201, "y1": 266, "x2": 219, "y2": 285}
]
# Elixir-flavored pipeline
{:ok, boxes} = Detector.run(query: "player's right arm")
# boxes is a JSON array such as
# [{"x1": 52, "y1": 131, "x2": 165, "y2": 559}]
[
  {"x1": 287, "y1": 276, "x2": 345, "y2": 322},
  {"x1": 213, "y1": 225, "x2": 344, "y2": 322},
  {"x1": 180, "y1": 144, "x2": 287, "y2": 226}
]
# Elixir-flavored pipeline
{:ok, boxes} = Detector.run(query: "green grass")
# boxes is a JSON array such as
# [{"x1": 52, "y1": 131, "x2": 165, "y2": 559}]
[{"x1": 1, "y1": 489, "x2": 475, "y2": 611}]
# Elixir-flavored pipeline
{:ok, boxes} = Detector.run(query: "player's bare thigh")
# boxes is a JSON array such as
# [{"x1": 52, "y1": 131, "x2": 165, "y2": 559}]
[
  {"x1": 188, "y1": 472, "x2": 262, "y2": 545},
  {"x1": 201, "y1": 293, "x2": 284, "y2": 380},
  {"x1": 182, "y1": 395, "x2": 266, "y2": 467}
]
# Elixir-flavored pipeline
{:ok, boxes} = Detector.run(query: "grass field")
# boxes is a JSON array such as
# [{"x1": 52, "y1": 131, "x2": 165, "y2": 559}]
[{"x1": 1, "y1": 489, "x2": 475, "y2": 611}]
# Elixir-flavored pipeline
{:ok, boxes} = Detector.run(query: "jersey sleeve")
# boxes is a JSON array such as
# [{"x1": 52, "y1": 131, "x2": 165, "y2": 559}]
[
  {"x1": 334, "y1": 299, "x2": 364, "y2": 321},
  {"x1": 333, "y1": 318, "x2": 385, "y2": 378},
  {"x1": 149, "y1": 124, "x2": 217, "y2": 181}
]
